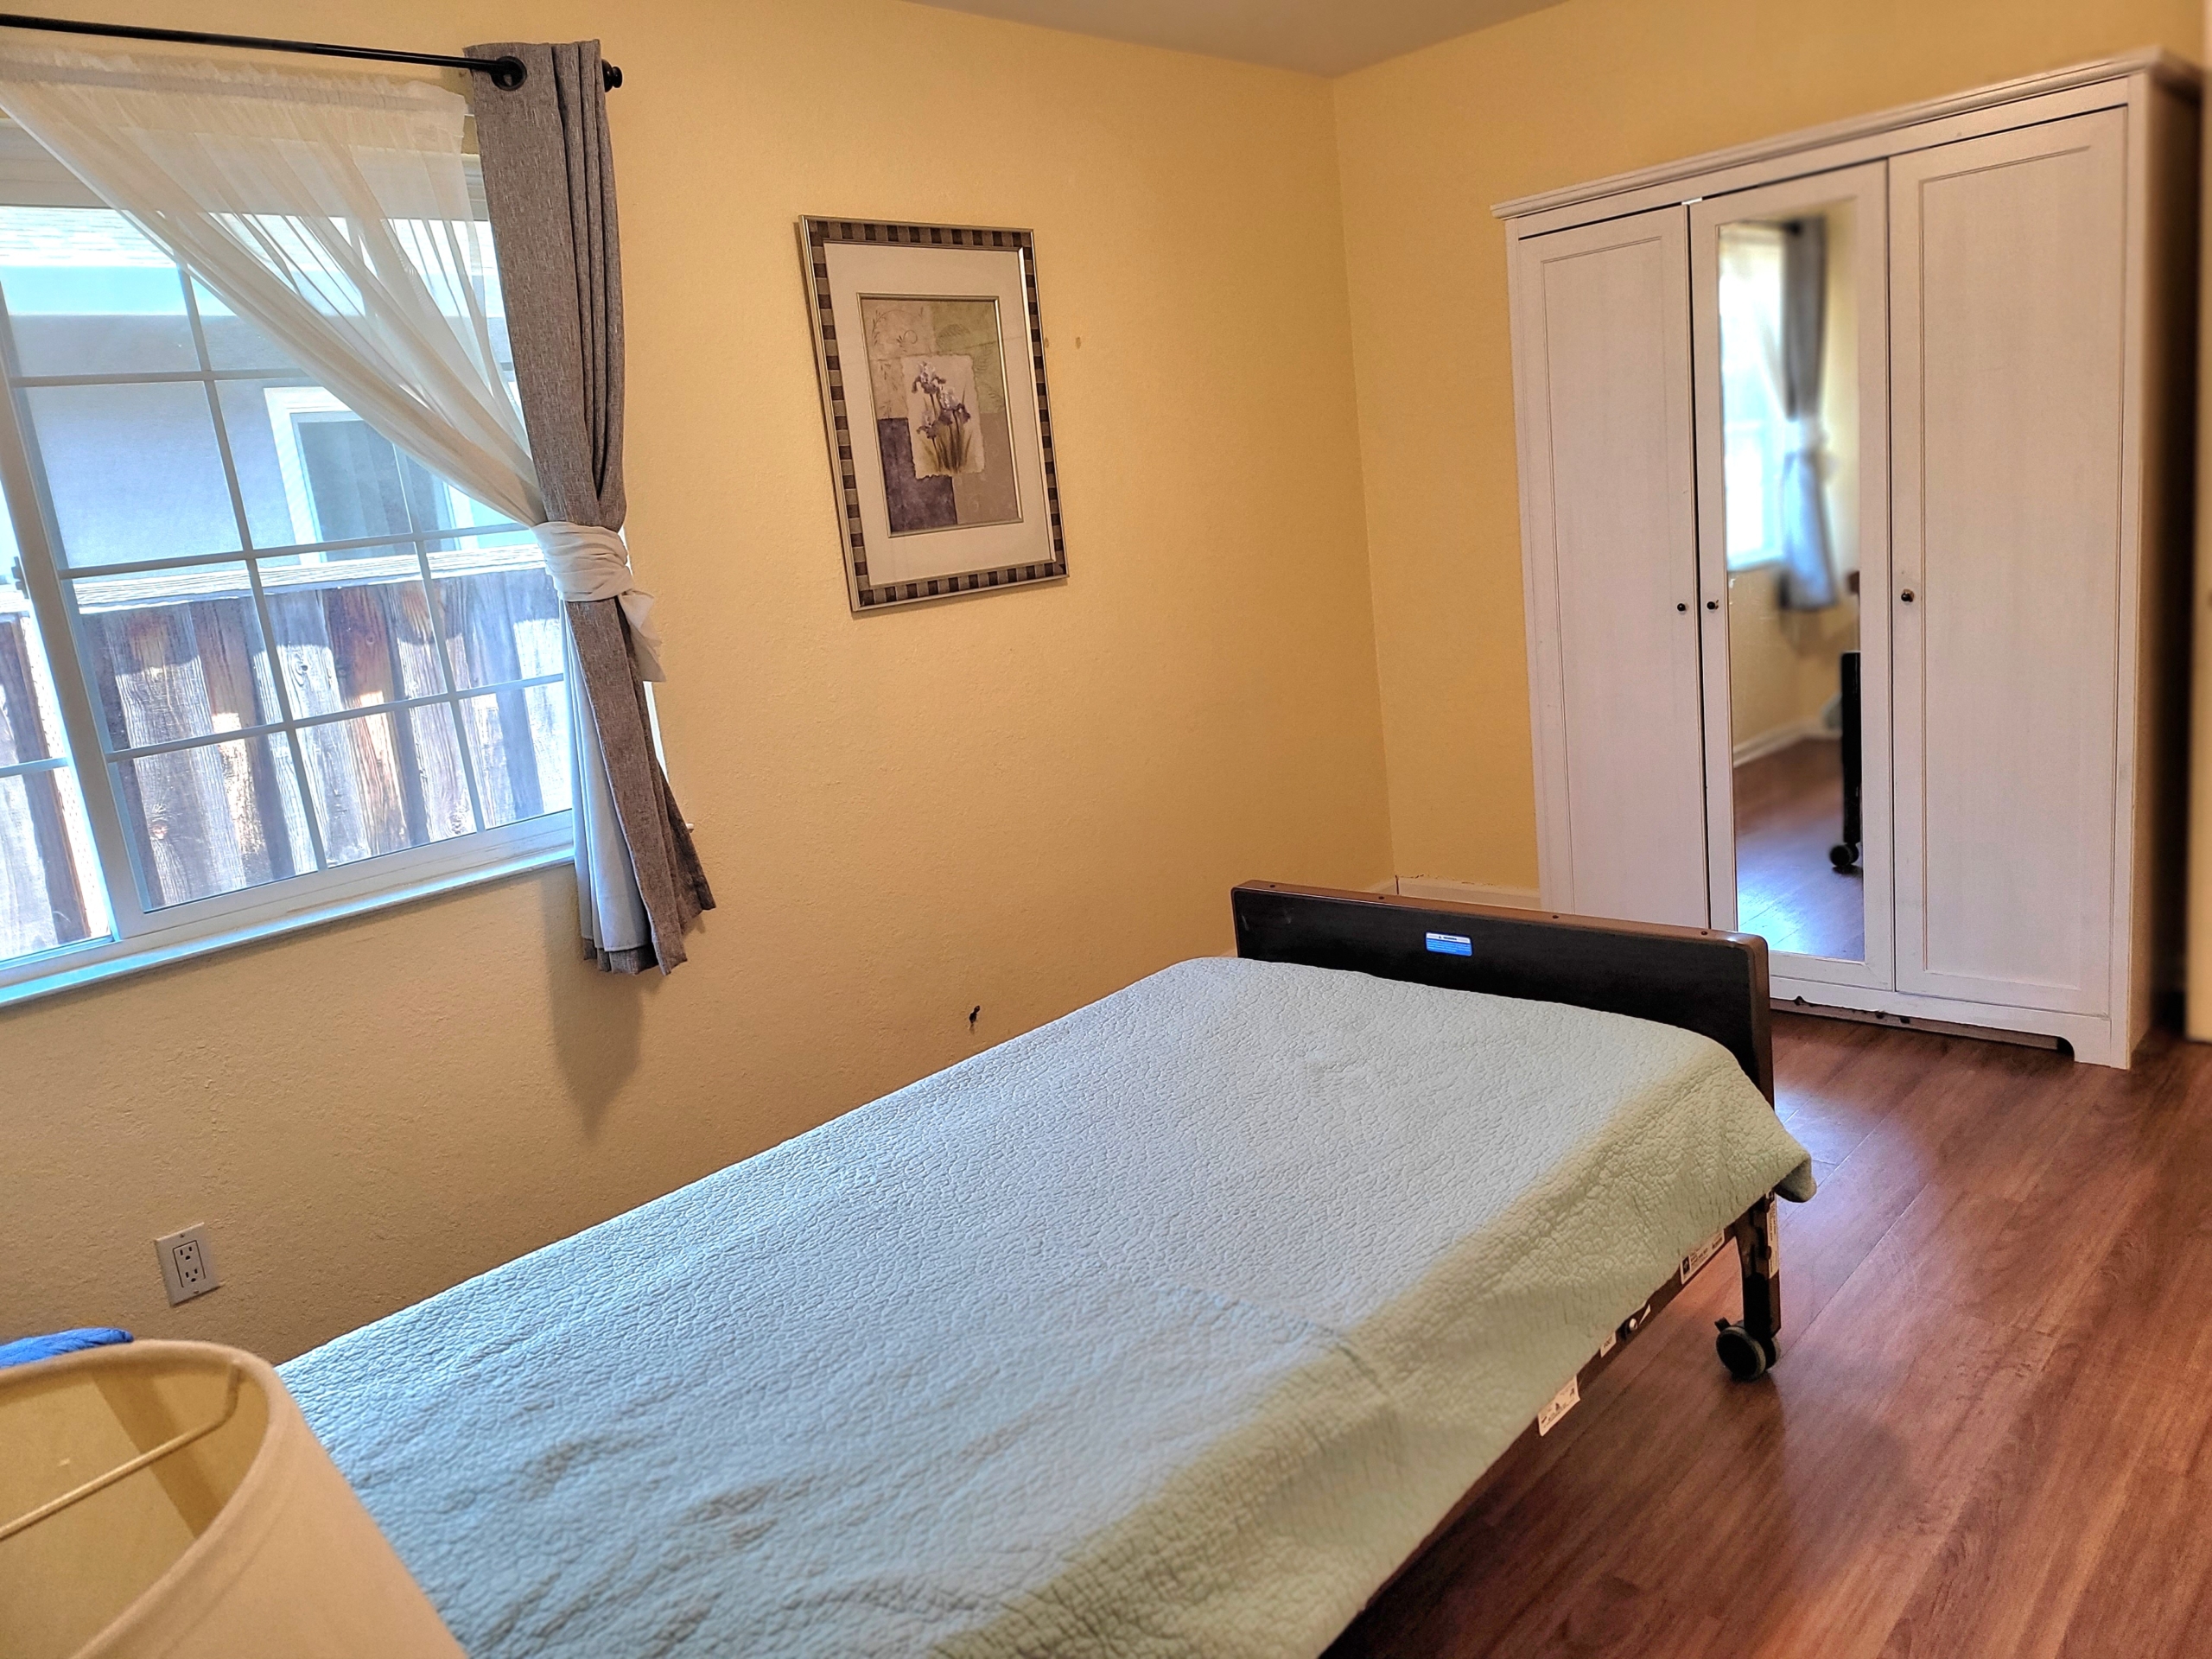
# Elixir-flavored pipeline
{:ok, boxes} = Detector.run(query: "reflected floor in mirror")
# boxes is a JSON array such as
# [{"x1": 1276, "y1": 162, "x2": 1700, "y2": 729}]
[{"x1": 1734, "y1": 739, "x2": 1861, "y2": 960}]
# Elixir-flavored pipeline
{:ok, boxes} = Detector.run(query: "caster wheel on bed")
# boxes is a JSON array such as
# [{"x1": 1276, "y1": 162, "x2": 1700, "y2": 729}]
[{"x1": 1714, "y1": 1320, "x2": 1776, "y2": 1382}]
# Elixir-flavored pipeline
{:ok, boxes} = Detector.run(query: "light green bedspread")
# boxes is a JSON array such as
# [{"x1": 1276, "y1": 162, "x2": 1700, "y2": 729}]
[{"x1": 283, "y1": 957, "x2": 1814, "y2": 1658}]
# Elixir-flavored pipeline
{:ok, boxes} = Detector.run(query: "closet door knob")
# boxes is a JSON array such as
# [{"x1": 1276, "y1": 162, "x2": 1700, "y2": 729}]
[{"x1": 1900, "y1": 588, "x2": 1916, "y2": 603}]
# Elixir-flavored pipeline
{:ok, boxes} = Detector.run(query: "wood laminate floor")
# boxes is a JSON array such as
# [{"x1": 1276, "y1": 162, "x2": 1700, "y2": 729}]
[
  {"x1": 1734, "y1": 741, "x2": 1864, "y2": 963},
  {"x1": 1331, "y1": 1014, "x2": 2212, "y2": 1659}
]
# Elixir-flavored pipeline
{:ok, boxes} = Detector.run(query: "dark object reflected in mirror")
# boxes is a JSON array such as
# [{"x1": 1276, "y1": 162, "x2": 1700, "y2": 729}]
[{"x1": 1829, "y1": 646, "x2": 1861, "y2": 874}]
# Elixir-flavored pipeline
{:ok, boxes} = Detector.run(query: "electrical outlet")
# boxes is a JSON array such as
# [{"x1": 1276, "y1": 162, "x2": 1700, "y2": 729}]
[{"x1": 155, "y1": 1224, "x2": 219, "y2": 1306}]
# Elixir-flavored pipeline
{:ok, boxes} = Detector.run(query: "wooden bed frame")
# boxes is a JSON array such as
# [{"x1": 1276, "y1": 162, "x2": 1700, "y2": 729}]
[{"x1": 1232, "y1": 881, "x2": 1789, "y2": 1600}]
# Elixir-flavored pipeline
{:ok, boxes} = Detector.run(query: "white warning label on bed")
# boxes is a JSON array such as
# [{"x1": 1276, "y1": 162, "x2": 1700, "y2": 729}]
[
  {"x1": 1536, "y1": 1375, "x2": 1580, "y2": 1436},
  {"x1": 1680, "y1": 1230, "x2": 1726, "y2": 1284}
]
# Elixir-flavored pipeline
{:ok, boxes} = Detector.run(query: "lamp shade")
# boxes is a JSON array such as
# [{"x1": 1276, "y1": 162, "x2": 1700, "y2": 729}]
[{"x1": 0, "y1": 1340, "x2": 461, "y2": 1659}]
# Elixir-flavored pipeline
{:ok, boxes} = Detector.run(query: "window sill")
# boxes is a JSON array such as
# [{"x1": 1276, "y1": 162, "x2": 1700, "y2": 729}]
[
  {"x1": 1726, "y1": 552, "x2": 1786, "y2": 575},
  {"x1": 0, "y1": 814, "x2": 573, "y2": 1011}
]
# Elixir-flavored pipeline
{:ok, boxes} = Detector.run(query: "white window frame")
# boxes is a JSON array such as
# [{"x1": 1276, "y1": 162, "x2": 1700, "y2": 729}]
[{"x1": 0, "y1": 173, "x2": 569, "y2": 1009}]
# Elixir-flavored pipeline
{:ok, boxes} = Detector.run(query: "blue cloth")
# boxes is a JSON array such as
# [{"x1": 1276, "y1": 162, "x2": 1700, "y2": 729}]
[{"x1": 0, "y1": 1326, "x2": 131, "y2": 1369}]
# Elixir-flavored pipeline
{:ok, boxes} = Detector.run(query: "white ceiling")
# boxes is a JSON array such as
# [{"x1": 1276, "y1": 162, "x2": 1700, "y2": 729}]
[{"x1": 907, "y1": 0, "x2": 1570, "y2": 77}]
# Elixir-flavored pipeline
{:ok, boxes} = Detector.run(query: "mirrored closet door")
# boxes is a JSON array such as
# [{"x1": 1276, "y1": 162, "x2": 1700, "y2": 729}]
[{"x1": 1689, "y1": 163, "x2": 1891, "y2": 990}]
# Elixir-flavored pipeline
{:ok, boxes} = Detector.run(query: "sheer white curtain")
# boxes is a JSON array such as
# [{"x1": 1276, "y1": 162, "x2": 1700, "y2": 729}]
[
  {"x1": 0, "y1": 47, "x2": 538, "y2": 522},
  {"x1": 0, "y1": 44, "x2": 654, "y2": 962}
]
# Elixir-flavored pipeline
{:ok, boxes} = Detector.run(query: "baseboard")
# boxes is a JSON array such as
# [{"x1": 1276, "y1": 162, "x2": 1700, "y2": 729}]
[
  {"x1": 1767, "y1": 972, "x2": 2119, "y2": 1063},
  {"x1": 1381, "y1": 875, "x2": 1542, "y2": 910},
  {"x1": 1733, "y1": 716, "x2": 1834, "y2": 766},
  {"x1": 1774, "y1": 997, "x2": 2063, "y2": 1051}
]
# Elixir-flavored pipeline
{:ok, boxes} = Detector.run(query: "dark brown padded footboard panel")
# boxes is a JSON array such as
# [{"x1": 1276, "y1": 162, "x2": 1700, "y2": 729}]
[{"x1": 1232, "y1": 882, "x2": 1774, "y2": 1102}]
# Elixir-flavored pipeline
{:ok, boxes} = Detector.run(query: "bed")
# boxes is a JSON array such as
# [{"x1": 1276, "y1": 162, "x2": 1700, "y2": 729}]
[{"x1": 280, "y1": 883, "x2": 1813, "y2": 1657}]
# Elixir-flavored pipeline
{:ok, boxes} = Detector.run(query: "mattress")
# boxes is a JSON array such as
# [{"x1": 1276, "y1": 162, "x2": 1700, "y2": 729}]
[{"x1": 282, "y1": 957, "x2": 1814, "y2": 1658}]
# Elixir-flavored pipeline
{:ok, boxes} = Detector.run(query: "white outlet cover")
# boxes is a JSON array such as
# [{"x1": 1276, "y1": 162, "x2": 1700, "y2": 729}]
[{"x1": 155, "y1": 1223, "x2": 219, "y2": 1306}]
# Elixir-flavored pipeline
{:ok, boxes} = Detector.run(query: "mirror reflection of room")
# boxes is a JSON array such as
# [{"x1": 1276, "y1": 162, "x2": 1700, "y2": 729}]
[{"x1": 1719, "y1": 203, "x2": 1863, "y2": 963}]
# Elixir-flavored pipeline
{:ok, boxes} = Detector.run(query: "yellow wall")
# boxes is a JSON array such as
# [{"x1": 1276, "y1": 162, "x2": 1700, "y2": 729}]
[
  {"x1": 1334, "y1": 0, "x2": 2202, "y2": 890},
  {"x1": 2, "y1": 0, "x2": 1392, "y2": 1361},
  {"x1": 1725, "y1": 569, "x2": 1858, "y2": 757}
]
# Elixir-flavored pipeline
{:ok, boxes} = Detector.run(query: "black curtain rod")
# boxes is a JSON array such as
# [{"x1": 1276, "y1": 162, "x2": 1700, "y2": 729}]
[{"x1": 0, "y1": 13, "x2": 624, "y2": 91}]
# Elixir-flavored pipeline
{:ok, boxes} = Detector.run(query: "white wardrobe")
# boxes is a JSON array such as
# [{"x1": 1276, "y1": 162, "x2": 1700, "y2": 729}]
[{"x1": 1503, "y1": 53, "x2": 2199, "y2": 1068}]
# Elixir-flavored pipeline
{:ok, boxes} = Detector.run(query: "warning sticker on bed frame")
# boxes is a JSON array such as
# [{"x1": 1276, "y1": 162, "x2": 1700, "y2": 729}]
[
  {"x1": 1536, "y1": 1375, "x2": 1580, "y2": 1436},
  {"x1": 1679, "y1": 1229, "x2": 1727, "y2": 1285}
]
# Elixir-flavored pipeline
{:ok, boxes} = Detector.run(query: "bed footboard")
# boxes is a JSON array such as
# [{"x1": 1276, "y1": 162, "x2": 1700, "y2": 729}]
[
  {"x1": 1255, "y1": 884, "x2": 1796, "y2": 1646},
  {"x1": 1233, "y1": 881, "x2": 1790, "y2": 1385}
]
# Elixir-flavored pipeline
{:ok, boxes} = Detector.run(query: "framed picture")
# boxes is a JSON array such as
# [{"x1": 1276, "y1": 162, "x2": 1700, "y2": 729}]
[{"x1": 799, "y1": 218, "x2": 1067, "y2": 612}]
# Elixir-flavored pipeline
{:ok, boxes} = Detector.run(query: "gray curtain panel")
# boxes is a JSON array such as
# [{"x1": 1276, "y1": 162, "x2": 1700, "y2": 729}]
[
  {"x1": 1775, "y1": 217, "x2": 1838, "y2": 612},
  {"x1": 470, "y1": 39, "x2": 713, "y2": 972}
]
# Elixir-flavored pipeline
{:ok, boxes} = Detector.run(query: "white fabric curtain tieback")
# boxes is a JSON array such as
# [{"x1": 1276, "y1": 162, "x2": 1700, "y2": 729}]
[{"x1": 533, "y1": 521, "x2": 665, "y2": 682}]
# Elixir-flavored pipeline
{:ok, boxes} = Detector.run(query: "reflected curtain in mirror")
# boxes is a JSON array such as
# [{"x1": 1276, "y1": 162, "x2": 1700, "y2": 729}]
[{"x1": 1775, "y1": 219, "x2": 1836, "y2": 611}]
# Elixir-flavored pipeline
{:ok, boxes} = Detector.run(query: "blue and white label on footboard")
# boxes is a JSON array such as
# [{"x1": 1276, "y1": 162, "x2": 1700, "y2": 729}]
[{"x1": 1424, "y1": 931, "x2": 1473, "y2": 957}]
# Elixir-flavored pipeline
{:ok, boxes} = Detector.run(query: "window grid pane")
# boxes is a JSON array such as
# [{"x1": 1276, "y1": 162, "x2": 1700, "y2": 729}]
[
  {"x1": 27, "y1": 378, "x2": 245, "y2": 567},
  {"x1": 459, "y1": 682, "x2": 572, "y2": 827},
  {"x1": 296, "y1": 705, "x2": 479, "y2": 867},
  {"x1": 401, "y1": 542, "x2": 492, "y2": 835},
  {"x1": 1, "y1": 564, "x2": 111, "y2": 962},
  {"x1": 88, "y1": 673, "x2": 563, "y2": 763},
  {"x1": 67, "y1": 563, "x2": 284, "y2": 753},
  {"x1": 0, "y1": 200, "x2": 569, "y2": 925},
  {"x1": 111, "y1": 731, "x2": 315, "y2": 907},
  {"x1": 181, "y1": 274, "x2": 332, "y2": 882}
]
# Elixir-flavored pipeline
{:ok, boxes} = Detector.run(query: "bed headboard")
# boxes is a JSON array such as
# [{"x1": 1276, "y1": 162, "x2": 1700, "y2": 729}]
[{"x1": 1231, "y1": 883, "x2": 1775, "y2": 1101}]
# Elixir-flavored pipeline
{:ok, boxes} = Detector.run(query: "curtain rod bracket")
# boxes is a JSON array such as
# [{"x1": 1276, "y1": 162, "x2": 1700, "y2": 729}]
[
  {"x1": 471, "y1": 60, "x2": 621, "y2": 92},
  {"x1": 0, "y1": 14, "x2": 625, "y2": 93}
]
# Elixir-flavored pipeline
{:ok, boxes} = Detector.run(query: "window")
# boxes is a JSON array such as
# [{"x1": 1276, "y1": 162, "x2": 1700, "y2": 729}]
[
  {"x1": 1717, "y1": 224, "x2": 1788, "y2": 571},
  {"x1": 0, "y1": 172, "x2": 569, "y2": 1001}
]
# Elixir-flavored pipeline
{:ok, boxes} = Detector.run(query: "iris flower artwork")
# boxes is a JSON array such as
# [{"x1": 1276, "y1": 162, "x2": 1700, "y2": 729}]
[
  {"x1": 861, "y1": 296, "x2": 1020, "y2": 534},
  {"x1": 909, "y1": 360, "x2": 976, "y2": 474}
]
